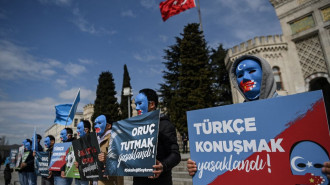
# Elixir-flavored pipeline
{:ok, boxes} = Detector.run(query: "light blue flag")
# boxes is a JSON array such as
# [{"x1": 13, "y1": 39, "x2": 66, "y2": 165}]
[
  {"x1": 32, "y1": 127, "x2": 38, "y2": 151},
  {"x1": 54, "y1": 104, "x2": 73, "y2": 125},
  {"x1": 54, "y1": 89, "x2": 80, "y2": 126},
  {"x1": 67, "y1": 89, "x2": 80, "y2": 124}
]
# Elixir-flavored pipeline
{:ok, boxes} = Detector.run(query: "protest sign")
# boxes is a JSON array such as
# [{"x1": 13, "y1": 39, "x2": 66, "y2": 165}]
[
  {"x1": 15, "y1": 146, "x2": 24, "y2": 169},
  {"x1": 9, "y1": 149, "x2": 18, "y2": 168},
  {"x1": 49, "y1": 142, "x2": 71, "y2": 171},
  {"x1": 187, "y1": 90, "x2": 330, "y2": 185},
  {"x1": 35, "y1": 151, "x2": 49, "y2": 177},
  {"x1": 65, "y1": 145, "x2": 80, "y2": 178},
  {"x1": 105, "y1": 109, "x2": 160, "y2": 176},
  {"x1": 72, "y1": 132, "x2": 102, "y2": 180}
]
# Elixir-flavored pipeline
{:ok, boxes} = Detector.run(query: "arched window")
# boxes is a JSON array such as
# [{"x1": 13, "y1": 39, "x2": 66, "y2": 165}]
[{"x1": 272, "y1": 66, "x2": 283, "y2": 90}]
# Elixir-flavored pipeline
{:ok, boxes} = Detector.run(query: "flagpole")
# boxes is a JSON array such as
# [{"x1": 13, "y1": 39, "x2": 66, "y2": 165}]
[
  {"x1": 65, "y1": 88, "x2": 80, "y2": 127},
  {"x1": 196, "y1": 0, "x2": 203, "y2": 32}
]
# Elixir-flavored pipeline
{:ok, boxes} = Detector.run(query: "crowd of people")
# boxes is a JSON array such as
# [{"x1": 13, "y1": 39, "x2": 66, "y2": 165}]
[{"x1": 2, "y1": 55, "x2": 330, "y2": 185}]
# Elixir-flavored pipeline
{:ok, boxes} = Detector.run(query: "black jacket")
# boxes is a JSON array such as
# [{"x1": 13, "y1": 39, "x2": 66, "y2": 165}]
[
  {"x1": 4, "y1": 165, "x2": 12, "y2": 180},
  {"x1": 133, "y1": 115, "x2": 181, "y2": 185}
]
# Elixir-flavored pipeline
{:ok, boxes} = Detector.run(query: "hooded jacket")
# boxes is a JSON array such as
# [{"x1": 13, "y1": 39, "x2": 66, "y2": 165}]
[{"x1": 229, "y1": 54, "x2": 278, "y2": 102}]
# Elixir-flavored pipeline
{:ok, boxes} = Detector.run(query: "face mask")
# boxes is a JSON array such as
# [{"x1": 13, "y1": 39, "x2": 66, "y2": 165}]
[
  {"x1": 290, "y1": 141, "x2": 329, "y2": 184},
  {"x1": 94, "y1": 115, "x2": 107, "y2": 136},
  {"x1": 60, "y1": 129, "x2": 68, "y2": 142},
  {"x1": 24, "y1": 141, "x2": 31, "y2": 151},
  {"x1": 235, "y1": 59, "x2": 262, "y2": 100},
  {"x1": 135, "y1": 93, "x2": 148, "y2": 115},
  {"x1": 44, "y1": 137, "x2": 51, "y2": 148},
  {"x1": 77, "y1": 121, "x2": 86, "y2": 137}
]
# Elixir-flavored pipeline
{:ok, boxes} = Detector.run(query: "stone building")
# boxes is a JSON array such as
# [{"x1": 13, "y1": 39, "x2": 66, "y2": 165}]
[{"x1": 225, "y1": 0, "x2": 330, "y2": 121}]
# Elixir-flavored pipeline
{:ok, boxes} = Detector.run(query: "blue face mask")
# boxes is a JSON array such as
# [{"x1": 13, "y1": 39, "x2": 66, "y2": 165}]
[
  {"x1": 44, "y1": 137, "x2": 51, "y2": 148},
  {"x1": 24, "y1": 141, "x2": 31, "y2": 151},
  {"x1": 60, "y1": 129, "x2": 68, "y2": 142},
  {"x1": 290, "y1": 141, "x2": 329, "y2": 184},
  {"x1": 135, "y1": 93, "x2": 149, "y2": 115},
  {"x1": 94, "y1": 115, "x2": 107, "y2": 136},
  {"x1": 235, "y1": 59, "x2": 262, "y2": 100},
  {"x1": 77, "y1": 121, "x2": 86, "y2": 137}
]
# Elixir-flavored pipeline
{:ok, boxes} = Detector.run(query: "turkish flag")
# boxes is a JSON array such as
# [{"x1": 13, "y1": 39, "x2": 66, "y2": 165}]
[{"x1": 159, "y1": 0, "x2": 196, "y2": 21}]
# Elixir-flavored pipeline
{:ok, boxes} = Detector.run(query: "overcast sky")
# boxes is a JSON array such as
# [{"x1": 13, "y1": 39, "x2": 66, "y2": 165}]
[{"x1": 0, "y1": 0, "x2": 282, "y2": 145}]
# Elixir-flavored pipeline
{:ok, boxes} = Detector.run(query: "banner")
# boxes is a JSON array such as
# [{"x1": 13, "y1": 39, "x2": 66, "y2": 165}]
[
  {"x1": 159, "y1": 0, "x2": 196, "y2": 21},
  {"x1": 9, "y1": 149, "x2": 18, "y2": 168},
  {"x1": 49, "y1": 142, "x2": 71, "y2": 171},
  {"x1": 32, "y1": 128, "x2": 38, "y2": 152},
  {"x1": 65, "y1": 145, "x2": 80, "y2": 178},
  {"x1": 35, "y1": 151, "x2": 49, "y2": 177},
  {"x1": 54, "y1": 89, "x2": 80, "y2": 126},
  {"x1": 105, "y1": 110, "x2": 160, "y2": 176},
  {"x1": 187, "y1": 90, "x2": 330, "y2": 185},
  {"x1": 72, "y1": 132, "x2": 102, "y2": 180},
  {"x1": 15, "y1": 146, "x2": 24, "y2": 169}
]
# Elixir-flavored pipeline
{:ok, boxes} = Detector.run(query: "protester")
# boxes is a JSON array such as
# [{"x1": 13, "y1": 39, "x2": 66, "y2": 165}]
[
  {"x1": 37, "y1": 134, "x2": 44, "y2": 152},
  {"x1": 43, "y1": 135, "x2": 55, "y2": 185},
  {"x1": 20, "y1": 139, "x2": 36, "y2": 185},
  {"x1": 133, "y1": 88, "x2": 181, "y2": 185},
  {"x1": 74, "y1": 120, "x2": 91, "y2": 185},
  {"x1": 54, "y1": 128, "x2": 74, "y2": 185},
  {"x1": 186, "y1": 54, "x2": 330, "y2": 179},
  {"x1": 95, "y1": 115, "x2": 124, "y2": 185},
  {"x1": 4, "y1": 163, "x2": 13, "y2": 185}
]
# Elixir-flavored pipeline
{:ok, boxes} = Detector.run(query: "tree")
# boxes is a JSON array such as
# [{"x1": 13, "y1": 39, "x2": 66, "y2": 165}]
[
  {"x1": 92, "y1": 71, "x2": 120, "y2": 128},
  {"x1": 119, "y1": 64, "x2": 132, "y2": 119},
  {"x1": 159, "y1": 37, "x2": 181, "y2": 115},
  {"x1": 159, "y1": 23, "x2": 214, "y2": 134},
  {"x1": 210, "y1": 44, "x2": 232, "y2": 106}
]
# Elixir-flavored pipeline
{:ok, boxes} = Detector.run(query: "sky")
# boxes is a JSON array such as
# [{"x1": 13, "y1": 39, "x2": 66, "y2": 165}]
[{"x1": 0, "y1": 0, "x2": 282, "y2": 145}]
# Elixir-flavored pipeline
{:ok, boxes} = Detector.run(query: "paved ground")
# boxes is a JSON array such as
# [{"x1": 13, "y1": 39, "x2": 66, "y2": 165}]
[
  {"x1": 0, "y1": 153, "x2": 191, "y2": 185},
  {"x1": 0, "y1": 165, "x2": 42, "y2": 185}
]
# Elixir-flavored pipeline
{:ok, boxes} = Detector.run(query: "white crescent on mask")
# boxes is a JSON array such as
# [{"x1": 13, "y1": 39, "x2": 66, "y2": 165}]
[{"x1": 291, "y1": 156, "x2": 305, "y2": 172}]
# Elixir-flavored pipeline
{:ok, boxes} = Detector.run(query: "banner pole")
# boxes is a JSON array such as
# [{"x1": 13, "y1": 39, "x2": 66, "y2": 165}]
[
  {"x1": 65, "y1": 88, "x2": 80, "y2": 127},
  {"x1": 196, "y1": 0, "x2": 203, "y2": 32}
]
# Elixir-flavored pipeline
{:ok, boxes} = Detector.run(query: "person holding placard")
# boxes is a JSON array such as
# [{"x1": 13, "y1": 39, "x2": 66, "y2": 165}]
[
  {"x1": 186, "y1": 54, "x2": 330, "y2": 180},
  {"x1": 133, "y1": 88, "x2": 181, "y2": 185},
  {"x1": 74, "y1": 120, "x2": 91, "y2": 185},
  {"x1": 95, "y1": 115, "x2": 124, "y2": 185},
  {"x1": 43, "y1": 135, "x2": 55, "y2": 185}
]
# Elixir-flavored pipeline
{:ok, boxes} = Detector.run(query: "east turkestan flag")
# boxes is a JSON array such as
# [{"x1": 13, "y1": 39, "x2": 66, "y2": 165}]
[
  {"x1": 54, "y1": 89, "x2": 80, "y2": 126},
  {"x1": 159, "y1": 0, "x2": 196, "y2": 21}
]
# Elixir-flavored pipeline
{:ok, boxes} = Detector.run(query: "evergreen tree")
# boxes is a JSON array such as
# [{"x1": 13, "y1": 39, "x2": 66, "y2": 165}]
[
  {"x1": 92, "y1": 71, "x2": 120, "y2": 129},
  {"x1": 120, "y1": 64, "x2": 132, "y2": 119},
  {"x1": 210, "y1": 44, "x2": 232, "y2": 106},
  {"x1": 160, "y1": 23, "x2": 214, "y2": 134},
  {"x1": 159, "y1": 37, "x2": 181, "y2": 115}
]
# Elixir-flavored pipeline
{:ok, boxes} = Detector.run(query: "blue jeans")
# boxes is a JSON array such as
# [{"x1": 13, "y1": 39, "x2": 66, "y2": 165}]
[
  {"x1": 19, "y1": 172, "x2": 27, "y2": 185},
  {"x1": 26, "y1": 172, "x2": 37, "y2": 185},
  {"x1": 54, "y1": 176, "x2": 73, "y2": 185},
  {"x1": 75, "y1": 179, "x2": 89, "y2": 185}
]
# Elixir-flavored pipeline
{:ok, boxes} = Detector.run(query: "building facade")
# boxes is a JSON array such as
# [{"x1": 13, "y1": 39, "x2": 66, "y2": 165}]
[{"x1": 225, "y1": 0, "x2": 330, "y2": 121}]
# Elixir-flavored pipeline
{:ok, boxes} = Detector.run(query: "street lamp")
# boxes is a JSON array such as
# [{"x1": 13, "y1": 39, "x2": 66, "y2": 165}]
[{"x1": 123, "y1": 87, "x2": 133, "y2": 118}]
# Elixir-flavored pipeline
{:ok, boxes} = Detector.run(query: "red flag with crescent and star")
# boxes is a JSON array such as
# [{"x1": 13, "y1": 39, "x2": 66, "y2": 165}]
[{"x1": 159, "y1": 0, "x2": 196, "y2": 21}]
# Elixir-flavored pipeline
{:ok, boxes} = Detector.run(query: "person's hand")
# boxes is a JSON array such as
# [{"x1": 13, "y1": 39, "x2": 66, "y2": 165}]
[
  {"x1": 61, "y1": 171, "x2": 65, "y2": 178},
  {"x1": 33, "y1": 151, "x2": 36, "y2": 157},
  {"x1": 149, "y1": 160, "x2": 163, "y2": 179},
  {"x1": 322, "y1": 161, "x2": 330, "y2": 179},
  {"x1": 98, "y1": 152, "x2": 106, "y2": 163},
  {"x1": 47, "y1": 171, "x2": 52, "y2": 178},
  {"x1": 20, "y1": 162, "x2": 27, "y2": 169},
  {"x1": 74, "y1": 161, "x2": 79, "y2": 168},
  {"x1": 187, "y1": 159, "x2": 197, "y2": 176}
]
